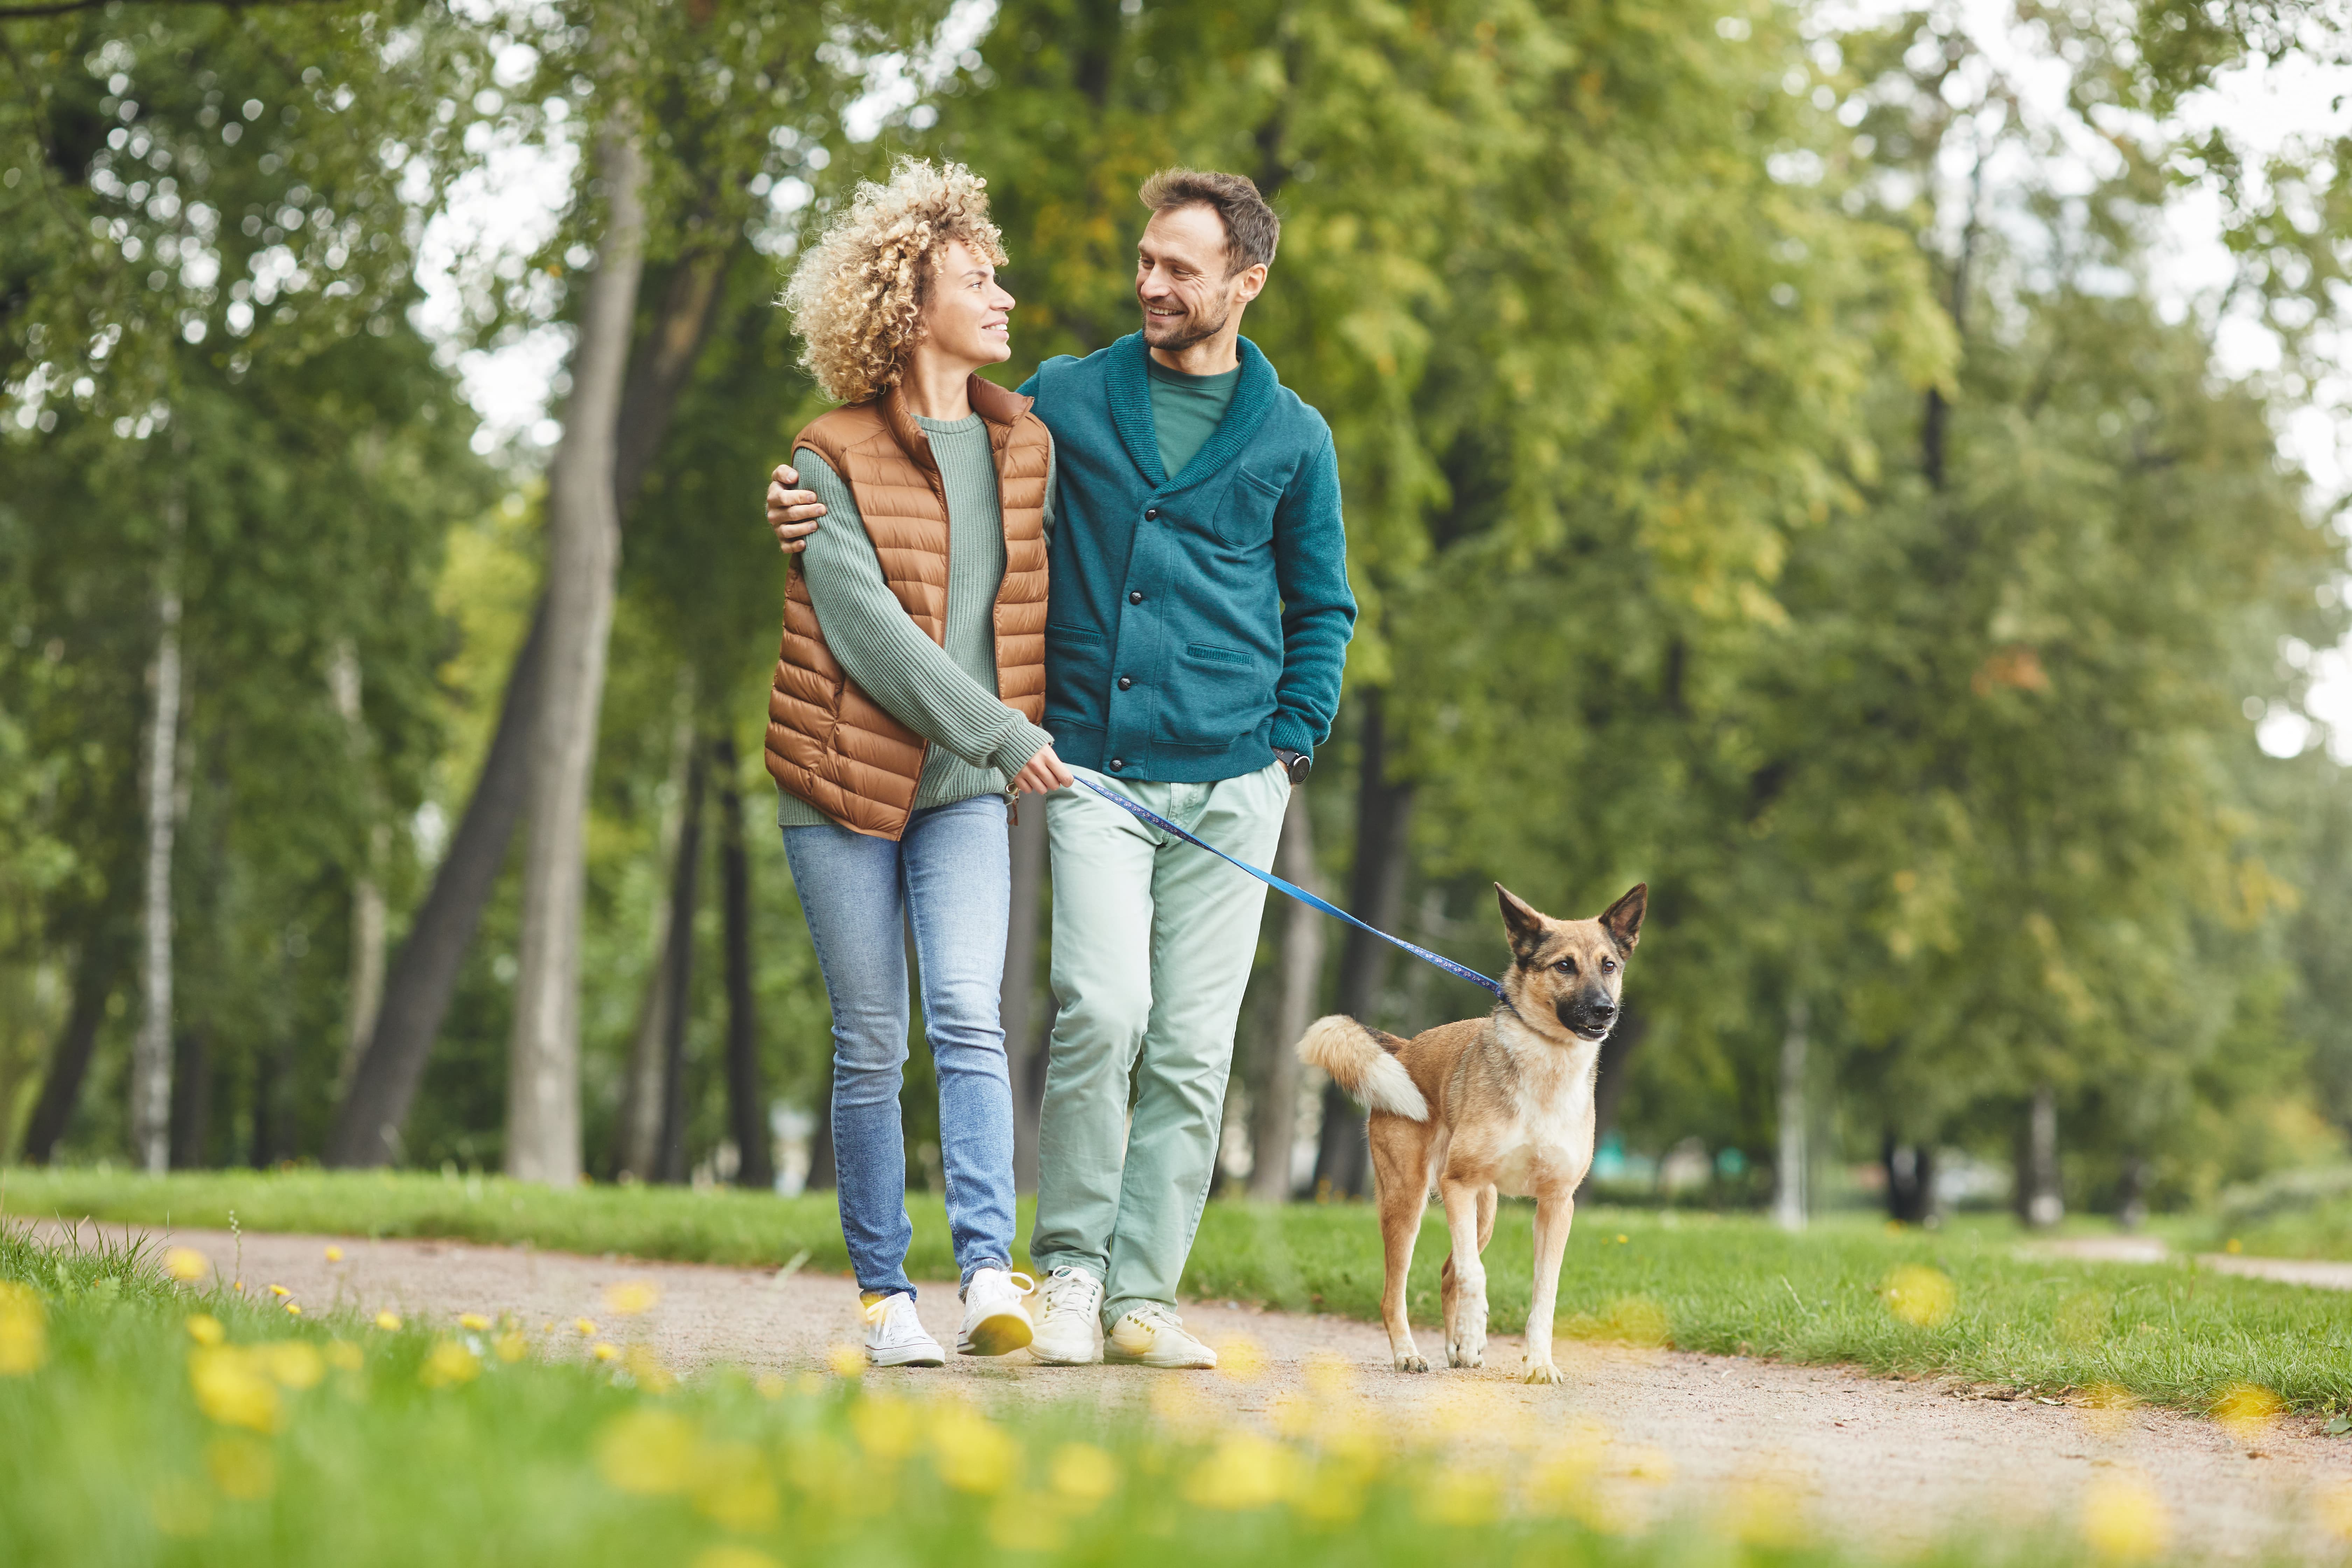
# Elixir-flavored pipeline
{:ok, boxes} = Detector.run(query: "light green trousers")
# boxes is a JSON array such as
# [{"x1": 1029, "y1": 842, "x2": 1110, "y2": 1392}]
[{"x1": 1030, "y1": 761, "x2": 1289, "y2": 1326}]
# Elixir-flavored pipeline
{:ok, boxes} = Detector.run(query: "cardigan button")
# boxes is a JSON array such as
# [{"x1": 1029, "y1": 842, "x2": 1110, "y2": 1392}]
[
  {"x1": 1108, "y1": 757, "x2": 1125, "y2": 772},
  {"x1": 1117, "y1": 676, "x2": 1133, "y2": 691},
  {"x1": 1144, "y1": 507, "x2": 1159, "y2": 520},
  {"x1": 1128, "y1": 590, "x2": 1144, "y2": 604}
]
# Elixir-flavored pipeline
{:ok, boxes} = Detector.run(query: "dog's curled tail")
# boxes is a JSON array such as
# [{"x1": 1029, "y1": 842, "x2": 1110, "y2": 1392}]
[{"x1": 1297, "y1": 1015, "x2": 1428, "y2": 1121}]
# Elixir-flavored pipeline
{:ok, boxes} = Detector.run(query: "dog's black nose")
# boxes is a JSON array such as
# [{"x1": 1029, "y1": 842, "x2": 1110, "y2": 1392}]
[{"x1": 1591, "y1": 999, "x2": 1617, "y2": 1018}]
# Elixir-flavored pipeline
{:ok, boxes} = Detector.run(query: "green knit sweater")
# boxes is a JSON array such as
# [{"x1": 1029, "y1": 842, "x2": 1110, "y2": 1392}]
[{"x1": 775, "y1": 412, "x2": 1058, "y2": 830}]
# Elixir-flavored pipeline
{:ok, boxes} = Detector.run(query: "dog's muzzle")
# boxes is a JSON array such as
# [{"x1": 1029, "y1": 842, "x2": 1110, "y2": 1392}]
[{"x1": 1556, "y1": 996, "x2": 1617, "y2": 1041}]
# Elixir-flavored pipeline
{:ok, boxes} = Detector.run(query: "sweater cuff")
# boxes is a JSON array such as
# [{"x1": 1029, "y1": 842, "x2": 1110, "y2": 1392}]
[
  {"x1": 1270, "y1": 712, "x2": 1317, "y2": 757},
  {"x1": 988, "y1": 718, "x2": 1058, "y2": 780}
]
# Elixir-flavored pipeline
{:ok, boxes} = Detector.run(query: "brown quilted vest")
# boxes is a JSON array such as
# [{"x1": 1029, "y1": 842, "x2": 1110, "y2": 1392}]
[{"x1": 763, "y1": 375, "x2": 1050, "y2": 840}]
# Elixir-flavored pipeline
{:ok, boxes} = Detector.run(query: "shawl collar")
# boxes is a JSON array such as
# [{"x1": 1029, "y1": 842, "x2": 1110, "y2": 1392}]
[{"x1": 1102, "y1": 332, "x2": 1277, "y2": 493}]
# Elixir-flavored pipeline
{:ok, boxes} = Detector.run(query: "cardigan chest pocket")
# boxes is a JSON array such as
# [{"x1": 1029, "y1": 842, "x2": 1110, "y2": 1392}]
[{"x1": 1211, "y1": 467, "x2": 1284, "y2": 549}]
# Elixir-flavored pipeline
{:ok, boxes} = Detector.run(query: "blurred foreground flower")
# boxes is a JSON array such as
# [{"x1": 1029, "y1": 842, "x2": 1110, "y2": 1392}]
[
  {"x1": 604, "y1": 1279, "x2": 661, "y2": 1316},
  {"x1": 373, "y1": 1311, "x2": 402, "y2": 1332},
  {"x1": 325, "y1": 1342, "x2": 363, "y2": 1372},
  {"x1": 458, "y1": 1314, "x2": 490, "y2": 1332},
  {"x1": 692, "y1": 1548, "x2": 779, "y2": 1568},
  {"x1": 1184, "y1": 1432, "x2": 1295, "y2": 1511},
  {"x1": 931, "y1": 1403, "x2": 1018, "y2": 1494},
  {"x1": 596, "y1": 1408, "x2": 700, "y2": 1494},
  {"x1": 2081, "y1": 1382, "x2": 2137, "y2": 1440},
  {"x1": 0, "y1": 1282, "x2": 48, "y2": 1375},
  {"x1": 323, "y1": 1246, "x2": 343, "y2": 1263},
  {"x1": 692, "y1": 1440, "x2": 779, "y2": 1529},
  {"x1": 267, "y1": 1285, "x2": 290, "y2": 1299},
  {"x1": 420, "y1": 1340, "x2": 481, "y2": 1388},
  {"x1": 164, "y1": 1248, "x2": 210, "y2": 1283},
  {"x1": 2080, "y1": 1470, "x2": 2170, "y2": 1561},
  {"x1": 1213, "y1": 1334, "x2": 1265, "y2": 1382},
  {"x1": 573, "y1": 1317, "x2": 598, "y2": 1337},
  {"x1": 1418, "y1": 1465, "x2": 1502, "y2": 1526},
  {"x1": 824, "y1": 1342, "x2": 866, "y2": 1379},
  {"x1": 1881, "y1": 1265, "x2": 1956, "y2": 1329},
  {"x1": 185, "y1": 1315, "x2": 225, "y2": 1346},
  {"x1": 1560, "y1": 1295, "x2": 1670, "y2": 1349},
  {"x1": 494, "y1": 1330, "x2": 530, "y2": 1364},
  {"x1": 188, "y1": 1347, "x2": 283, "y2": 1432},
  {"x1": 205, "y1": 1435, "x2": 275, "y2": 1501},
  {"x1": 1048, "y1": 1442, "x2": 1118, "y2": 1508},
  {"x1": 257, "y1": 1342, "x2": 324, "y2": 1390},
  {"x1": 849, "y1": 1392, "x2": 920, "y2": 1460},
  {"x1": 2213, "y1": 1383, "x2": 2282, "y2": 1443}
]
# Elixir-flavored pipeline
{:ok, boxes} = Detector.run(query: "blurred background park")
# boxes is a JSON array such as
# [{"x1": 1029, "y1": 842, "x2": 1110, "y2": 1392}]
[{"x1": 4, "y1": 0, "x2": 2351, "y2": 1244}]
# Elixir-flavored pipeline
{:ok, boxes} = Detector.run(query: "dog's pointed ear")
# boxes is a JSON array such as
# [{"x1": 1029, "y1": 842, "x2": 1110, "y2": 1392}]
[
  {"x1": 1601, "y1": 883, "x2": 1647, "y2": 954},
  {"x1": 1496, "y1": 883, "x2": 1549, "y2": 959}
]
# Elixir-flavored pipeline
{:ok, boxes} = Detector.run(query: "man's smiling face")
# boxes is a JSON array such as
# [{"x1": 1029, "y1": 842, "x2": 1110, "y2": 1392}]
[{"x1": 1134, "y1": 203, "x2": 1264, "y2": 353}]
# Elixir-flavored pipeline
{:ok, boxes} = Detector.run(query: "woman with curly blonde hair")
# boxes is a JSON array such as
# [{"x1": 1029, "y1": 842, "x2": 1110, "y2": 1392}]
[{"x1": 760, "y1": 158, "x2": 1070, "y2": 1368}]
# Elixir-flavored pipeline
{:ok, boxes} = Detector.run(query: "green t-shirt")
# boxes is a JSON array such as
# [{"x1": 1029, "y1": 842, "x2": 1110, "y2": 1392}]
[{"x1": 1147, "y1": 355, "x2": 1242, "y2": 479}]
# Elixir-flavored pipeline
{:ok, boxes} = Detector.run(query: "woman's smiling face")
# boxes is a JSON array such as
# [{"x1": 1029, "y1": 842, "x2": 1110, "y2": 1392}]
[{"x1": 919, "y1": 239, "x2": 1015, "y2": 369}]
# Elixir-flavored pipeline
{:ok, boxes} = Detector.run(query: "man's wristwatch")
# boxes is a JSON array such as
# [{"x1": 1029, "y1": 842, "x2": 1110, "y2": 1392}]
[{"x1": 1273, "y1": 748, "x2": 1311, "y2": 785}]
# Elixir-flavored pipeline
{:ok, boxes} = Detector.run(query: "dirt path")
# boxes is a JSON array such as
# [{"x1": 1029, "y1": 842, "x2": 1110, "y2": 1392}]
[
  {"x1": 42, "y1": 1220, "x2": 2352, "y2": 1563},
  {"x1": 2024, "y1": 1234, "x2": 2352, "y2": 1291}
]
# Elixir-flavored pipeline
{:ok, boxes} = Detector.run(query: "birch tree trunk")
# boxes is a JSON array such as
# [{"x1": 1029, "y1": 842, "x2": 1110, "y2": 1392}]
[
  {"x1": 328, "y1": 641, "x2": 388, "y2": 1093},
  {"x1": 2023, "y1": 1082, "x2": 2063, "y2": 1227},
  {"x1": 129, "y1": 557, "x2": 183, "y2": 1174},
  {"x1": 1249, "y1": 787, "x2": 1321, "y2": 1200},
  {"x1": 615, "y1": 689, "x2": 697, "y2": 1182},
  {"x1": 505, "y1": 125, "x2": 647, "y2": 1185},
  {"x1": 1773, "y1": 995, "x2": 1808, "y2": 1232}
]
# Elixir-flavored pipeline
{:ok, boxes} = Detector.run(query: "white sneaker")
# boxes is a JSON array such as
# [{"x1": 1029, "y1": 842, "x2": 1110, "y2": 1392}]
[
  {"x1": 1028, "y1": 1266, "x2": 1104, "y2": 1365},
  {"x1": 862, "y1": 1291, "x2": 945, "y2": 1367},
  {"x1": 958, "y1": 1267, "x2": 1037, "y2": 1356},
  {"x1": 1106, "y1": 1303, "x2": 1217, "y2": 1369}
]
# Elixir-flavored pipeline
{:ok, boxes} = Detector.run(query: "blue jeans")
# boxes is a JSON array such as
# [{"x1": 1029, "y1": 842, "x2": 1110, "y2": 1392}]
[{"x1": 782, "y1": 794, "x2": 1016, "y2": 1297}]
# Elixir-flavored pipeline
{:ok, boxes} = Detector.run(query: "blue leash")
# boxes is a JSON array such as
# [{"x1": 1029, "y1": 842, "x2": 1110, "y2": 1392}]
[{"x1": 1072, "y1": 776, "x2": 1508, "y2": 1002}]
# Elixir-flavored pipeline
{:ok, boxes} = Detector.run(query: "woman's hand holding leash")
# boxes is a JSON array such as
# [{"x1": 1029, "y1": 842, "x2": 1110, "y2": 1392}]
[
  {"x1": 1011, "y1": 744, "x2": 1073, "y2": 798},
  {"x1": 767, "y1": 462, "x2": 827, "y2": 553}
]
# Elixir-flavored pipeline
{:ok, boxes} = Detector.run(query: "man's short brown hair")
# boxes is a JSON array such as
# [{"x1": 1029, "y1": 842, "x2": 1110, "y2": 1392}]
[{"x1": 1139, "y1": 168, "x2": 1280, "y2": 273}]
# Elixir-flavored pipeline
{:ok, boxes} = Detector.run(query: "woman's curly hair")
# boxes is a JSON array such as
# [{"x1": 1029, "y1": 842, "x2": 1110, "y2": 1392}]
[{"x1": 780, "y1": 158, "x2": 1007, "y2": 405}]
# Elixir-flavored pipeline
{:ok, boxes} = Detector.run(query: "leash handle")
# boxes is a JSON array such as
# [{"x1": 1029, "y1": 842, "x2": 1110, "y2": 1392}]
[{"x1": 1073, "y1": 776, "x2": 1508, "y2": 1002}]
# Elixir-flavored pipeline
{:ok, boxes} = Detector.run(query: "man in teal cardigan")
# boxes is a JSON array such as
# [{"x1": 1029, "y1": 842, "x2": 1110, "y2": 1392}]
[{"x1": 767, "y1": 168, "x2": 1356, "y2": 1369}]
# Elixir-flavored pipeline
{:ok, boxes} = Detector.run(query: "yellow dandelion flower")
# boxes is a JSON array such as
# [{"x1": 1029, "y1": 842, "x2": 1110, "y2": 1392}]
[
  {"x1": 373, "y1": 1310, "x2": 402, "y2": 1332},
  {"x1": 1183, "y1": 1433, "x2": 1293, "y2": 1511},
  {"x1": 1302, "y1": 1349, "x2": 1355, "y2": 1399},
  {"x1": 1881, "y1": 1265, "x2": 1956, "y2": 1329},
  {"x1": 2213, "y1": 1383, "x2": 2283, "y2": 1443},
  {"x1": 930, "y1": 1405, "x2": 1018, "y2": 1494},
  {"x1": 849, "y1": 1393, "x2": 921, "y2": 1460},
  {"x1": 231, "y1": 1281, "x2": 244, "y2": 1293},
  {"x1": 1213, "y1": 1334, "x2": 1266, "y2": 1383},
  {"x1": 0, "y1": 1283, "x2": 49, "y2": 1376},
  {"x1": 164, "y1": 1248, "x2": 210, "y2": 1283},
  {"x1": 1416, "y1": 1465, "x2": 1501, "y2": 1527},
  {"x1": 1615, "y1": 1234, "x2": 1629, "y2": 1244},
  {"x1": 187, "y1": 1347, "x2": 282, "y2": 1432},
  {"x1": 267, "y1": 1285, "x2": 290, "y2": 1299},
  {"x1": 691, "y1": 1442, "x2": 779, "y2": 1530},
  {"x1": 323, "y1": 1246, "x2": 344, "y2": 1264},
  {"x1": 2082, "y1": 1381, "x2": 2136, "y2": 1440},
  {"x1": 258, "y1": 1341, "x2": 324, "y2": 1390},
  {"x1": 2315, "y1": 1479, "x2": 2352, "y2": 1540},
  {"x1": 419, "y1": 1340, "x2": 481, "y2": 1389},
  {"x1": 594, "y1": 1408, "x2": 699, "y2": 1495},
  {"x1": 184, "y1": 1314, "x2": 225, "y2": 1347},
  {"x1": 592, "y1": 1341, "x2": 620, "y2": 1362},
  {"x1": 204, "y1": 1435, "x2": 276, "y2": 1501},
  {"x1": 573, "y1": 1317, "x2": 597, "y2": 1337},
  {"x1": 754, "y1": 1372, "x2": 790, "y2": 1400},
  {"x1": 603, "y1": 1279, "x2": 661, "y2": 1316},
  {"x1": 691, "y1": 1548, "x2": 779, "y2": 1568},
  {"x1": 457, "y1": 1313, "x2": 490, "y2": 1332},
  {"x1": 2225, "y1": 1238, "x2": 2242, "y2": 1254},
  {"x1": 1047, "y1": 1442, "x2": 1118, "y2": 1507},
  {"x1": 494, "y1": 1331, "x2": 529, "y2": 1364},
  {"x1": 283, "y1": 1303, "x2": 301, "y2": 1317},
  {"x1": 622, "y1": 1344, "x2": 676, "y2": 1393},
  {"x1": 2081, "y1": 1470, "x2": 2171, "y2": 1561},
  {"x1": 324, "y1": 1342, "x2": 363, "y2": 1372},
  {"x1": 824, "y1": 1342, "x2": 866, "y2": 1379}
]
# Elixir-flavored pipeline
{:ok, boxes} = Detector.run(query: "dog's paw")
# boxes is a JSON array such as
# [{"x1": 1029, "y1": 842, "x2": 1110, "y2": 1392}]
[
  {"x1": 1446, "y1": 1338, "x2": 1485, "y2": 1370},
  {"x1": 1522, "y1": 1358, "x2": 1566, "y2": 1387},
  {"x1": 1395, "y1": 1351, "x2": 1429, "y2": 1373}
]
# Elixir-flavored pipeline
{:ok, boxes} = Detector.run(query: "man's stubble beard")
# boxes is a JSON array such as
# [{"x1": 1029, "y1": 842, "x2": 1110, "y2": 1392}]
[{"x1": 1139, "y1": 291, "x2": 1232, "y2": 354}]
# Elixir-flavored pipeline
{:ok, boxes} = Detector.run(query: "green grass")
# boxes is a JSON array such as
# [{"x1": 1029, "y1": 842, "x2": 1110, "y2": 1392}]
[
  {"x1": 10, "y1": 1167, "x2": 2352, "y2": 1417},
  {"x1": 2, "y1": 1222, "x2": 2133, "y2": 1568}
]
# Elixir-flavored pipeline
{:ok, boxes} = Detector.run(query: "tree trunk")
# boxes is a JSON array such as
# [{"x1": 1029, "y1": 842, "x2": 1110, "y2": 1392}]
[
  {"x1": 654, "y1": 746, "x2": 707, "y2": 1185},
  {"x1": 1002, "y1": 799, "x2": 1049, "y2": 1192},
  {"x1": 2021, "y1": 1083, "x2": 2063, "y2": 1227},
  {"x1": 249, "y1": 1044, "x2": 285, "y2": 1169},
  {"x1": 1772, "y1": 995, "x2": 1808, "y2": 1232},
  {"x1": 1250, "y1": 786, "x2": 1321, "y2": 1201},
  {"x1": 614, "y1": 691, "x2": 698, "y2": 1182},
  {"x1": 714, "y1": 734, "x2": 772, "y2": 1190},
  {"x1": 23, "y1": 930, "x2": 124, "y2": 1164},
  {"x1": 613, "y1": 244, "x2": 733, "y2": 508},
  {"x1": 1313, "y1": 690, "x2": 1413, "y2": 1198},
  {"x1": 504, "y1": 125, "x2": 648, "y2": 1186},
  {"x1": 169, "y1": 1027, "x2": 211, "y2": 1170},
  {"x1": 130, "y1": 565, "x2": 183, "y2": 1175},
  {"x1": 328, "y1": 642, "x2": 388, "y2": 1094}
]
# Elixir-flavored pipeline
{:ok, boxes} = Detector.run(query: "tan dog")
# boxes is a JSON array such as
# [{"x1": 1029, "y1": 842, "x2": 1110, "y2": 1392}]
[{"x1": 1298, "y1": 882, "x2": 1646, "y2": 1384}]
